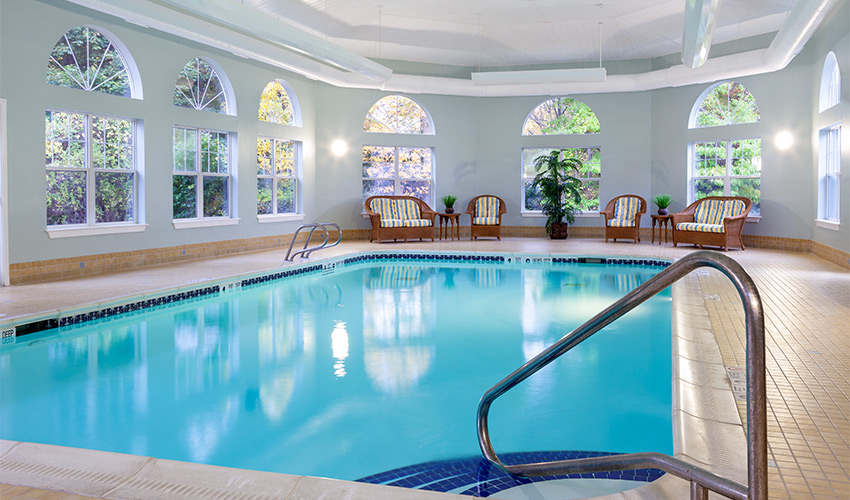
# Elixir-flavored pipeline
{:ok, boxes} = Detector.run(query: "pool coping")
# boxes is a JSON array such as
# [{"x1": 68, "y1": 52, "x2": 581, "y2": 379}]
[{"x1": 0, "y1": 250, "x2": 749, "y2": 500}]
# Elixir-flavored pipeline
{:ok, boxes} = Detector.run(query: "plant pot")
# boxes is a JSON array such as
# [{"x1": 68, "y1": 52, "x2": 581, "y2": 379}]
[
  {"x1": 444, "y1": 207, "x2": 455, "y2": 214},
  {"x1": 657, "y1": 208, "x2": 668, "y2": 216},
  {"x1": 547, "y1": 222, "x2": 569, "y2": 239}
]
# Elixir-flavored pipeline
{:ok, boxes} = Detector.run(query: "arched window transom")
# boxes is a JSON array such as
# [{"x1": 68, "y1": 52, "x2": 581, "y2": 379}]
[
  {"x1": 363, "y1": 95, "x2": 434, "y2": 134},
  {"x1": 174, "y1": 58, "x2": 229, "y2": 114},
  {"x1": 47, "y1": 26, "x2": 132, "y2": 97},
  {"x1": 259, "y1": 80, "x2": 299, "y2": 125},
  {"x1": 692, "y1": 82, "x2": 760, "y2": 128},
  {"x1": 522, "y1": 98, "x2": 600, "y2": 135}
]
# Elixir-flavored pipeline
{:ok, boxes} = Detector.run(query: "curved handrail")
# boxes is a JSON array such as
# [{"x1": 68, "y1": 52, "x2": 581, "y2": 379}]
[
  {"x1": 477, "y1": 250, "x2": 766, "y2": 500},
  {"x1": 284, "y1": 223, "x2": 341, "y2": 261}
]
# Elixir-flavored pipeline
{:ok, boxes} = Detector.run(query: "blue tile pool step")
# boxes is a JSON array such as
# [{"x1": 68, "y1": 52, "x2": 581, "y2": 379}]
[{"x1": 356, "y1": 450, "x2": 664, "y2": 497}]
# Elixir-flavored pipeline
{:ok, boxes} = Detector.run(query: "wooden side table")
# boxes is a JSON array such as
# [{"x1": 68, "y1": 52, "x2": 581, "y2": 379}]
[
  {"x1": 651, "y1": 214, "x2": 673, "y2": 244},
  {"x1": 438, "y1": 212, "x2": 461, "y2": 240}
]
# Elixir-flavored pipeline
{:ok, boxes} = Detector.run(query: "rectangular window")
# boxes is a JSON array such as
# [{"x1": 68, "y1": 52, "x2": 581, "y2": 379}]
[
  {"x1": 691, "y1": 139, "x2": 761, "y2": 216},
  {"x1": 362, "y1": 145, "x2": 433, "y2": 207},
  {"x1": 173, "y1": 127, "x2": 231, "y2": 219},
  {"x1": 522, "y1": 147, "x2": 600, "y2": 212},
  {"x1": 819, "y1": 125, "x2": 841, "y2": 222},
  {"x1": 257, "y1": 137, "x2": 298, "y2": 215},
  {"x1": 45, "y1": 110, "x2": 136, "y2": 226}
]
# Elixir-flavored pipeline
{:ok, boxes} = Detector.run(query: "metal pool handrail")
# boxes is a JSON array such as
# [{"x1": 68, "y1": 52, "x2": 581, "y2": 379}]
[
  {"x1": 284, "y1": 222, "x2": 342, "y2": 261},
  {"x1": 476, "y1": 250, "x2": 766, "y2": 500}
]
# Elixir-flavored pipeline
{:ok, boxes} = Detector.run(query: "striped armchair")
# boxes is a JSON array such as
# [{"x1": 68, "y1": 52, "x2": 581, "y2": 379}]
[
  {"x1": 365, "y1": 195, "x2": 437, "y2": 243},
  {"x1": 672, "y1": 196, "x2": 752, "y2": 251},
  {"x1": 600, "y1": 195, "x2": 646, "y2": 243},
  {"x1": 466, "y1": 195, "x2": 507, "y2": 240}
]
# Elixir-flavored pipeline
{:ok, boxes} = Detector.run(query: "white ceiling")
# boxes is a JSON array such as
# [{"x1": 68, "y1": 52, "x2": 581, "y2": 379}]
[{"x1": 238, "y1": 0, "x2": 797, "y2": 69}]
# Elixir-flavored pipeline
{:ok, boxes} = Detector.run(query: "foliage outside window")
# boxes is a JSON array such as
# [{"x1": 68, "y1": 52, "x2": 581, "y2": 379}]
[
  {"x1": 692, "y1": 82, "x2": 760, "y2": 128},
  {"x1": 45, "y1": 110, "x2": 136, "y2": 226},
  {"x1": 258, "y1": 81, "x2": 295, "y2": 125},
  {"x1": 363, "y1": 95, "x2": 434, "y2": 134},
  {"x1": 174, "y1": 58, "x2": 228, "y2": 114},
  {"x1": 522, "y1": 98, "x2": 601, "y2": 135},
  {"x1": 257, "y1": 137, "x2": 297, "y2": 215},
  {"x1": 362, "y1": 146, "x2": 433, "y2": 206},
  {"x1": 173, "y1": 127, "x2": 231, "y2": 219},
  {"x1": 691, "y1": 139, "x2": 761, "y2": 215},
  {"x1": 47, "y1": 26, "x2": 132, "y2": 97},
  {"x1": 522, "y1": 148, "x2": 600, "y2": 212},
  {"x1": 819, "y1": 125, "x2": 841, "y2": 221}
]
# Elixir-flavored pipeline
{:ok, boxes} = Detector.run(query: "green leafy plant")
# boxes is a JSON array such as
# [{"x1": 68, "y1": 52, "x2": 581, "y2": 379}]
[
  {"x1": 530, "y1": 149, "x2": 584, "y2": 232},
  {"x1": 653, "y1": 194, "x2": 673, "y2": 209},
  {"x1": 440, "y1": 194, "x2": 457, "y2": 208}
]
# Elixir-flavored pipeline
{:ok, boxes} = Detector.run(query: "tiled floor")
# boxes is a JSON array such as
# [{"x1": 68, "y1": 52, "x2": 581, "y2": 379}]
[{"x1": 1, "y1": 238, "x2": 848, "y2": 500}]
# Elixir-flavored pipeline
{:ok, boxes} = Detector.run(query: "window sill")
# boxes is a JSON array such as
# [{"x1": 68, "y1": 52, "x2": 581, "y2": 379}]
[
  {"x1": 258, "y1": 213, "x2": 305, "y2": 223},
  {"x1": 520, "y1": 212, "x2": 600, "y2": 218},
  {"x1": 172, "y1": 218, "x2": 241, "y2": 229},
  {"x1": 47, "y1": 224, "x2": 148, "y2": 239},
  {"x1": 816, "y1": 219, "x2": 840, "y2": 231}
]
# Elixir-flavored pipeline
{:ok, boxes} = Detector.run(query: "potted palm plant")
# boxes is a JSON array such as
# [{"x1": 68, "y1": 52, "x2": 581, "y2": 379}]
[
  {"x1": 440, "y1": 194, "x2": 458, "y2": 214},
  {"x1": 530, "y1": 149, "x2": 584, "y2": 239},
  {"x1": 653, "y1": 194, "x2": 673, "y2": 215}
]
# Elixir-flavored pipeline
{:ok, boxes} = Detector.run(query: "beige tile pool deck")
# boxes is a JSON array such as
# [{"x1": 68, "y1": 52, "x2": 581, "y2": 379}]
[{"x1": 0, "y1": 238, "x2": 847, "y2": 500}]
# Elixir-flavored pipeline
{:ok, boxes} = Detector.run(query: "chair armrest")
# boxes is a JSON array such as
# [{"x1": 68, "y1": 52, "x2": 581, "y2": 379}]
[
  {"x1": 671, "y1": 212, "x2": 694, "y2": 225},
  {"x1": 723, "y1": 214, "x2": 747, "y2": 232},
  {"x1": 599, "y1": 208, "x2": 614, "y2": 221}
]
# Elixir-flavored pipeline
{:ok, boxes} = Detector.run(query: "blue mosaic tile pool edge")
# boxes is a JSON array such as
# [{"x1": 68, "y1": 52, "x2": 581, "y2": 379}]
[
  {"x1": 6, "y1": 252, "x2": 671, "y2": 339},
  {"x1": 356, "y1": 450, "x2": 665, "y2": 497}
]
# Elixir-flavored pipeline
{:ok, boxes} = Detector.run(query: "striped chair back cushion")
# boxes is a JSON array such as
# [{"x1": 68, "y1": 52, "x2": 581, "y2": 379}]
[
  {"x1": 475, "y1": 197, "x2": 500, "y2": 218},
  {"x1": 394, "y1": 199, "x2": 421, "y2": 220},
  {"x1": 695, "y1": 199, "x2": 746, "y2": 225},
  {"x1": 370, "y1": 197, "x2": 397, "y2": 220},
  {"x1": 613, "y1": 197, "x2": 640, "y2": 223}
]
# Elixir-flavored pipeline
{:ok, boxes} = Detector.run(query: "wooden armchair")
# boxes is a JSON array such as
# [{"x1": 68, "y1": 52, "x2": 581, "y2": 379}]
[
  {"x1": 600, "y1": 195, "x2": 646, "y2": 243},
  {"x1": 671, "y1": 196, "x2": 752, "y2": 251},
  {"x1": 466, "y1": 195, "x2": 506, "y2": 240}
]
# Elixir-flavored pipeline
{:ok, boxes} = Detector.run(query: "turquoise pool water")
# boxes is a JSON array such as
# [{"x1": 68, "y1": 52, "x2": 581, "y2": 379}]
[{"x1": 0, "y1": 258, "x2": 672, "y2": 483}]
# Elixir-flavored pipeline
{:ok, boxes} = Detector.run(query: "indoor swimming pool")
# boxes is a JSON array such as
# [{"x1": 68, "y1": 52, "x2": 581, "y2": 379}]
[{"x1": 0, "y1": 254, "x2": 674, "y2": 496}]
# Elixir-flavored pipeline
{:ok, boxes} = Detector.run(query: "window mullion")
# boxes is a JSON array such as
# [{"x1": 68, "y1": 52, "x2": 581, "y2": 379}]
[
  {"x1": 196, "y1": 131, "x2": 203, "y2": 219},
  {"x1": 85, "y1": 114, "x2": 95, "y2": 226},
  {"x1": 724, "y1": 141, "x2": 732, "y2": 196}
]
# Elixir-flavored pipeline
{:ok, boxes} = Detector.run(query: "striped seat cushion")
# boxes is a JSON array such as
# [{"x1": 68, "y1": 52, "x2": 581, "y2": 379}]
[
  {"x1": 607, "y1": 218, "x2": 636, "y2": 227},
  {"x1": 613, "y1": 197, "x2": 640, "y2": 222},
  {"x1": 380, "y1": 219, "x2": 406, "y2": 228},
  {"x1": 403, "y1": 219, "x2": 432, "y2": 227},
  {"x1": 694, "y1": 199, "x2": 746, "y2": 225},
  {"x1": 473, "y1": 216, "x2": 499, "y2": 225},
  {"x1": 475, "y1": 197, "x2": 500, "y2": 218},
  {"x1": 677, "y1": 222, "x2": 725, "y2": 233}
]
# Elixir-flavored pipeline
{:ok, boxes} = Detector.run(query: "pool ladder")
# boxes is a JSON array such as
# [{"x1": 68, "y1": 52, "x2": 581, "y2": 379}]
[
  {"x1": 284, "y1": 223, "x2": 342, "y2": 262},
  {"x1": 477, "y1": 251, "x2": 767, "y2": 500}
]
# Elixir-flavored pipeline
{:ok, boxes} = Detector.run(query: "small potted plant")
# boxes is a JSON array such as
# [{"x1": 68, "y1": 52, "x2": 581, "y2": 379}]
[
  {"x1": 653, "y1": 194, "x2": 673, "y2": 215},
  {"x1": 441, "y1": 194, "x2": 458, "y2": 214},
  {"x1": 530, "y1": 149, "x2": 584, "y2": 239}
]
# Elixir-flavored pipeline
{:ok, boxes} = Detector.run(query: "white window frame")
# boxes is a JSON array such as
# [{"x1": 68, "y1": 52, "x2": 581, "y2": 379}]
[
  {"x1": 688, "y1": 138, "x2": 762, "y2": 217},
  {"x1": 257, "y1": 136, "x2": 303, "y2": 223},
  {"x1": 817, "y1": 124, "x2": 841, "y2": 228},
  {"x1": 361, "y1": 145, "x2": 434, "y2": 209},
  {"x1": 520, "y1": 146, "x2": 601, "y2": 216},
  {"x1": 172, "y1": 126, "x2": 238, "y2": 228},
  {"x1": 45, "y1": 109, "x2": 145, "y2": 238}
]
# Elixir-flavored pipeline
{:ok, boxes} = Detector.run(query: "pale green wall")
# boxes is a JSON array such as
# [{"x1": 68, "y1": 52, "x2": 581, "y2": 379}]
[{"x1": 1, "y1": 0, "x2": 847, "y2": 266}]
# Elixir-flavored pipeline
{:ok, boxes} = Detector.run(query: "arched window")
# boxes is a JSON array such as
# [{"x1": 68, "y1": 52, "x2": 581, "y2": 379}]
[
  {"x1": 690, "y1": 82, "x2": 760, "y2": 128},
  {"x1": 44, "y1": 27, "x2": 141, "y2": 233},
  {"x1": 521, "y1": 98, "x2": 601, "y2": 213},
  {"x1": 47, "y1": 26, "x2": 138, "y2": 98},
  {"x1": 259, "y1": 80, "x2": 300, "y2": 126},
  {"x1": 688, "y1": 82, "x2": 761, "y2": 215},
  {"x1": 361, "y1": 96, "x2": 435, "y2": 206},
  {"x1": 522, "y1": 97, "x2": 600, "y2": 135},
  {"x1": 817, "y1": 52, "x2": 841, "y2": 225},
  {"x1": 819, "y1": 52, "x2": 841, "y2": 112},
  {"x1": 363, "y1": 95, "x2": 434, "y2": 134},
  {"x1": 173, "y1": 58, "x2": 233, "y2": 115}
]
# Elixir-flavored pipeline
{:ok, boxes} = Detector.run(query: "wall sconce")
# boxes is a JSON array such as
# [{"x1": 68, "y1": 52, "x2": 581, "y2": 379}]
[
  {"x1": 331, "y1": 140, "x2": 347, "y2": 156},
  {"x1": 775, "y1": 131, "x2": 793, "y2": 150}
]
